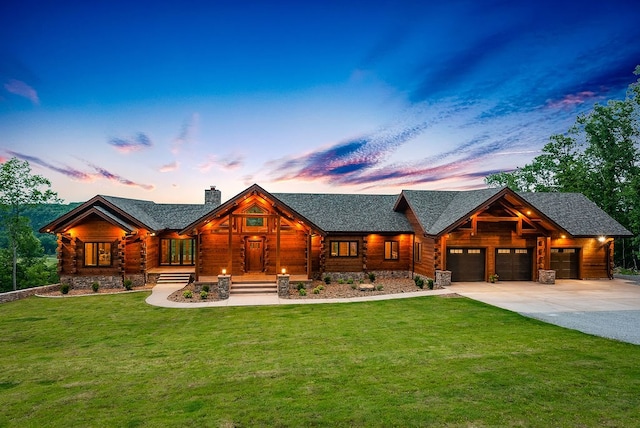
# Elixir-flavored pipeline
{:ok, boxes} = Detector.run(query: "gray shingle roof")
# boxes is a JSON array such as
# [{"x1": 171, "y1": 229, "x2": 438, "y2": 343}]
[
  {"x1": 518, "y1": 192, "x2": 632, "y2": 237},
  {"x1": 399, "y1": 188, "x2": 504, "y2": 235},
  {"x1": 273, "y1": 193, "x2": 413, "y2": 233},
  {"x1": 101, "y1": 195, "x2": 213, "y2": 231}
]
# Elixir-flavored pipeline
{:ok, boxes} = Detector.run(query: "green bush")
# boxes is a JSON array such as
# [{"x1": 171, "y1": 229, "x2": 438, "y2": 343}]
[
  {"x1": 346, "y1": 278, "x2": 354, "y2": 284},
  {"x1": 296, "y1": 282, "x2": 305, "y2": 291},
  {"x1": 323, "y1": 275, "x2": 331, "y2": 285},
  {"x1": 338, "y1": 278, "x2": 345, "y2": 284},
  {"x1": 202, "y1": 284, "x2": 210, "y2": 293},
  {"x1": 376, "y1": 284, "x2": 383, "y2": 291},
  {"x1": 123, "y1": 279, "x2": 133, "y2": 290},
  {"x1": 368, "y1": 272, "x2": 376, "y2": 282},
  {"x1": 299, "y1": 288, "x2": 307, "y2": 296},
  {"x1": 200, "y1": 291, "x2": 208, "y2": 300},
  {"x1": 427, "y1": 278, "x2": 434, "y2": 290},
  {"x1": 350, "y1": 283, "x2": 357, "y2": 290},
  {"x1": 313, "y1": 287, "x2": 321, "y2": 294},
  {"x1": 60, "y1": 283, "x2": 70, "y2": 294},
  {"x1": 414, "y1": 276, "x2": 424, "y2": 289},
  {"x1": 183, "y1": 290, "x2": 193, "y2": 298},
  {"x1": 91, "y1": 282, "x2": 99, "y2": 292}
]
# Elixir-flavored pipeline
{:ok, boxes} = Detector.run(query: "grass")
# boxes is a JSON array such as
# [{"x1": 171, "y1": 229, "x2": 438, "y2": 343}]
[{"x1": 1, "y1": 293, "x2": 639, "y2": 427}]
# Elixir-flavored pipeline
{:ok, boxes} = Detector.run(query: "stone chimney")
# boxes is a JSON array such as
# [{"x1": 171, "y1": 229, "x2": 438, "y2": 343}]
[{"x1": 204, "y1": 186, "x2": 221, "y2": 206}]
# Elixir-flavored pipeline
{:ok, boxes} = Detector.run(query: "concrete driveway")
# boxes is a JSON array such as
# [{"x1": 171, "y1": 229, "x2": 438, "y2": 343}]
[{"x1": 448, "y1": 278, "x2": 640, "y2": 345}]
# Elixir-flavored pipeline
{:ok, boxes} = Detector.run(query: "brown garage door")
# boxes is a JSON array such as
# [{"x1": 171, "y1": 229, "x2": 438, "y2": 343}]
[
  {"x1": 495, "y1": 248, "x2": 533, "y2": 281},
  {"x1": 551, "y1": 248, "x2": 579, "y2": 279},
  {"x1": 447, "y1": 248, "x2": 485, "y2": 282}
]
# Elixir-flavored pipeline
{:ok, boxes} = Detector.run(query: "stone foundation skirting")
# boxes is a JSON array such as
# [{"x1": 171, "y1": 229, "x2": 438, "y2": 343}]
[
  {"x1": 321, "y1": 270, "x2": 411, "y2": 282},
  {"x1": 59, "y1": 274, "x2": 145, "y2": 289},
  {"x1": 0, "y1": 284, "x2": 60, "y2": 304}
]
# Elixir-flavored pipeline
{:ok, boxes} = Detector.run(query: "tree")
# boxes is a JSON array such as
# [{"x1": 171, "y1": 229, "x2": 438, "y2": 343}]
[
  {"x1": 0, "y1": 158, "x2": 61, "y2": 290},
  {"x1": 486, "y1": 66, "x2": 640, "y2": 268}
]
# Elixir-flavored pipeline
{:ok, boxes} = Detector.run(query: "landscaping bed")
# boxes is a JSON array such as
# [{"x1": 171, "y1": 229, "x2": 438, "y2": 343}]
[{"x1": 287, "y1": 277, "x2": 435, "y2": 299}]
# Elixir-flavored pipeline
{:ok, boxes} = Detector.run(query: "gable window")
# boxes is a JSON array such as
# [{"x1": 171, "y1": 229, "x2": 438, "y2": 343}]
[
  {"x1": 384, "y1": 241, "x2": 399, "y2": 260},
  {"x1": 330, "y1": 241, "x2": 358, "y2": 257},
  {"x1": 245, "y1": 205, "x2": 265, "y2": 227},
  {"x1": 85, "y1": 242, "x2": 111, "y2": 267},
  {"x1": 160, "y1": 239, "x2": 195, "y2": 265}
]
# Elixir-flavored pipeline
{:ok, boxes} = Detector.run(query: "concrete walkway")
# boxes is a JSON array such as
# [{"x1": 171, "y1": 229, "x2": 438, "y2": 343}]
[
  {"x1": 449, "y1": 278, "x2": 640, "y2": 345},
  {"x1": 145, "y1": 282, "x2": 453, "y2": 308}
]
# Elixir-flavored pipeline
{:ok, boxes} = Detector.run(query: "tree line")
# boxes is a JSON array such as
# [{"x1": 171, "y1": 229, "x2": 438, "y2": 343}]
[{"x1": 486, "y1": 66, "x2": 640, "y2": 269}]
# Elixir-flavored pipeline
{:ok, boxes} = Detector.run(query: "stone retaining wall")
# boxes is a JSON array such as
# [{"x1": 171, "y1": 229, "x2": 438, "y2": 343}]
[
  {"x1": 0, "y1": 284, "x2": 60, "y2": 304},
  {"x1": 321, "y1": 270, "x2": 411, "y2": 282},
  {"x1": 59, "y1": 274, "x2": 145, "y2": 289}
]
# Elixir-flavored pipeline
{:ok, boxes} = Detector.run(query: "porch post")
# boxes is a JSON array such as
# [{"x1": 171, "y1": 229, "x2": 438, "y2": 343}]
[
  {"x1": 227, "y1": 214, "x2": 233, "y2": 274},
  {"x1": 307, "y1": 233, "x2": 312, "y2": 279},
  {"x1": 275, "y1": 216, "x2": 281, "y2": 274}
]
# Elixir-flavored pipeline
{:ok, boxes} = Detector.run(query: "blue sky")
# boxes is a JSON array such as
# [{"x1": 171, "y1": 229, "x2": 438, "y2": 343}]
[{"x1": 1, "y1": 0, "x2": 639, "y2": 203}]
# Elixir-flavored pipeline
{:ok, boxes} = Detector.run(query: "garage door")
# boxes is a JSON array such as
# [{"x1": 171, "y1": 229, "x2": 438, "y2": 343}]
[
  {"x1": 495, "y1": 248, "x2": 532, "y2": 281},
  {"x1": 447, "y1": 248, "x2": 485, "y2": 282},
  {"x1": 551, "y1": 248, "x2": 579, "y2": 279}
]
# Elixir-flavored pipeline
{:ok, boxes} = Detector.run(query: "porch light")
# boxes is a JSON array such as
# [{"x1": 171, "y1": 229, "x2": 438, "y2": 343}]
[
  {"x1": 598, "y1": 236, "x2": 607, "y2": 243},
  {"x1": 222, "y1": 268, "x2": 227, "y2": 275},
  {"x1": 281, "y1": 268, "x2": 287, "y2": 274},
  {"x1": 560, "y1": 234, "x2": 566, "y2": 239}
]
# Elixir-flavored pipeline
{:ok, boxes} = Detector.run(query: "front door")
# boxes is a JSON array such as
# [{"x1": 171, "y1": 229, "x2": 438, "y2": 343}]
[{"x1": 246, "y1": 239, "x2": 264, "y2": 272}]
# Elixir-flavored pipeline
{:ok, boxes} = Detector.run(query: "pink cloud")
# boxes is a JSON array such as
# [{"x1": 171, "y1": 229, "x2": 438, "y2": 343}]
[
  {"x1": 158, "y1": 161, "x2": 179, "y2": 172},
  {"x1": 546, "y1": 91, "x2": 598, "y2": 109},
  {"x1": 108, "y1": 133, "x2": 153, "y2": 153},
  {"x1": 4, "y1": 79, "x2": 40, "y2": 105},
  {"x1": 197, "y1": 154, "x2": 244, "y2": 172}
]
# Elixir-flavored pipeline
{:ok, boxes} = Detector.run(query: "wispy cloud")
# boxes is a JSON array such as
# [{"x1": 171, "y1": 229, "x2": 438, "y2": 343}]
[
  {"x1": 546, "y1": 91, "x2": 599, "y2": 109},
  {"x1": 108, "y1": 132, "x2": 153, "y2": 153},
  {"x1": 197, "y1": 153, "x2": 244, "y2": 172},
  {"x1": 158, "y1": 161, "x2": 179, "y2": 172},
  {"x1": 172, "y1": 113, "x2": 199, "y2": 154},
  {"x1": 7, "y1": 150, "x2": 154, "y2": 190},
  {"x1": 4, "y1": 79, "x2": 39, "y2": 105},
  {"x1": 0, "y1": 155, "x2": 8, "y2": 163}
]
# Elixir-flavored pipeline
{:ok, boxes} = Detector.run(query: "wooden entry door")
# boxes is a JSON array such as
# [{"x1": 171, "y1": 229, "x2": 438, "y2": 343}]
[{"x1": 246, "y1": 239, "x2": 264, "y2": 272}]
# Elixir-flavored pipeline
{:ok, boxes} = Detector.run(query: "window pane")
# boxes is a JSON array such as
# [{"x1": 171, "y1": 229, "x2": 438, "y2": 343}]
[
  {"x1": 339, "y1": 242, "x2": 349, "y2": 256},
  {"x1": 183, "y1": 240, "x2": 194, "y2": 264},
  {"x1": 349, "y1": 242, "x2": 358, "y2": 256},
  {"x1": 98, "y1": 243, "x2": 111, "y2": 266},
  {"x1": 331, "y1": 242, "x2": 339, "y2": 256},
  {"x1": 85, "y1": 243, "x2": 96, "y2": 266}
]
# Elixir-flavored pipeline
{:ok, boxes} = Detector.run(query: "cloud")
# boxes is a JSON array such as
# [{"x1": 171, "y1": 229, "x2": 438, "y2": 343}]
[
  {"x1": 108, "y1": 132, "x2": 153, "y2": 153},
  {"x1": 7, "y1": 150, "x2": 154, "y2": 190},
  {"x1": 172, "y1": 113, "x2": 199, "y2": 154},
  {"x1": 0, "y1": 155, "x2": 7, "y2": 163},
  {"x1": 546, "y1": 91, "x2": 599, "y2": 109},
  {"x1": 158, "y1": 161, "x2": 179, "y2": 172},
  {"x1": 4, "y1": 79, "x2": 39, "y2": 105},
  {"x1": 197, "y1": 153, "x2": 245, "y2": 172}
]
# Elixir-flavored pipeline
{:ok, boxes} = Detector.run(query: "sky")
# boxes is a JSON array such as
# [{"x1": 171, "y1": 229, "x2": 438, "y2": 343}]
[{"x1": 1, "y1": 0, "x2": 640, "y2": 204}]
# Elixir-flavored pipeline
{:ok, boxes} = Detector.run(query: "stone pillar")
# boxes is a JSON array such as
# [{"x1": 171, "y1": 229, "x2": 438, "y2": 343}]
[
  {"x1": 435, "y1": 270, "x2": 451, "y2": 287},
  {"x1": 218, "y1": 274, "x2": 231, "y2": 299},
  {"x1": 538, "y1": 269, "x2": 556, "y2": 285},
  {"x1": 277, "y1": 274, "x2": 290, "y2": 298}
]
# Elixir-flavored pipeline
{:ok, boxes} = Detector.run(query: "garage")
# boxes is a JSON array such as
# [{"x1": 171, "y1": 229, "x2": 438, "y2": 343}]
[
  {"x1": 551, "y1": 248, "x2": 579, "y2": 279},
  {"x1": 495, "y1": 248, "x2": 533, "y2": 281},
  {"x1": 447, "y1": 248, "x2": 485, "y2": 281}
]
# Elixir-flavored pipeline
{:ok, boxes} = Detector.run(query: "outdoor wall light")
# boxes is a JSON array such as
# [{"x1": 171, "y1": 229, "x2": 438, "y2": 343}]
[
  {"x1": 598, "y1": 236, "x2": 607, "y2": 243},
  {"x1": 281, "y1": 268, "x2": 287, "y2": 274},
  {"x1": 222, "y1": 268, "x2": 227, "y2": 275}
]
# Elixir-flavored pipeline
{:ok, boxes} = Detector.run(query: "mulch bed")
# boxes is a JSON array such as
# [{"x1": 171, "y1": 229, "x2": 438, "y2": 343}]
[
  {"x1": 287, "y1": 278, "x2": 436, "y2": 299},
  {"x1": 37, "y1": 284, "x2": 154, "y2": 297}
]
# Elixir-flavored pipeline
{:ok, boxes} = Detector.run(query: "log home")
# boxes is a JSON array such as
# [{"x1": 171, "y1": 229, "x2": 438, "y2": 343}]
[{"x1": 41, "y1": 184, "x2": 632, "y2": 288}]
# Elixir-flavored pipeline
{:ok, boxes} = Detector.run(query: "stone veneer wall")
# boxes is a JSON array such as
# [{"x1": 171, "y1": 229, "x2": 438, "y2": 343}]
[
  {"x1": 0, "y1": 284, "x2": 60, "y2": 304},
  {"x1": 60, "y1": 274, "x2": 145, "y2": 289},
  {"x1": 321, "y1": 270, "x2": 411, "y2": 282}
]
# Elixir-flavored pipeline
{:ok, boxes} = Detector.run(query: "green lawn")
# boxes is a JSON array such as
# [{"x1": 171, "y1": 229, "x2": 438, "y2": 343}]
[{"x1": 1, "y1": 293, "x2": 639, "y2": 427}]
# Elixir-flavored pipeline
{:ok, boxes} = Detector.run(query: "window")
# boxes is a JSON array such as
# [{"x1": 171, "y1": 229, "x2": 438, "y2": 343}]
[
  {"x1": 245, "y1": 205, "x2": 265, "y2": 227},
  {"x1": 384, "y1": 241, "x2": 399, "y2": 260},
  {"x1": 160, "y1": 239, "x2": 195, "y2": 265},
  {"x1": 330, "y1": 241, "x2": 358, "y2": 257},
  {"x1": 414, "y1": 242, "x2": 422, "y2": 262},
  {"x1": 85, "y1": 242, "x2": 111, "y2": 267}
]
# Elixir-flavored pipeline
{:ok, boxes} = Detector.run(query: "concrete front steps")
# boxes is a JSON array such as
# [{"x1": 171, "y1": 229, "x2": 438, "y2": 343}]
[
  {"x1": 156, "y1": 273, "x2": 192, "y2": 285},
  {"x1": 231, "y1": 282, "x2": 277, "y2": 295}
]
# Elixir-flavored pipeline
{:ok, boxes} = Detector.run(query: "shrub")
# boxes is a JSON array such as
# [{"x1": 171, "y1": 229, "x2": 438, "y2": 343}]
[
  {"x1": 347, "y1": 278, "x2": 354, "y2": 284},
  {"x1": 376, "y1": 284, "x2": 383, "y2": 291},
  {"x1": 296, "y1": 282, "x2": 305, "y2": 291},
  {"x1": 427, "y1": 278, "x2": 434, "y2": 290},
  {"x1": 183, "y1": 290, "x2": 193, "y2": 298},
  {"x1": 313, "y1": 287, "x2": 321, "y2": 294},
  {"x1": 317, "y1": 285, "x2": 324, "y2": 291},
  {"x1": 60, "y1": 283, "x2": 70, "y2": 294},
  {"x1": 338, "y1": 278, "x2": 345, "y2": 284},
  {"x1": 91, "y1": 282, "x2": 99, "y2": 292},
  {"x1": 368, "y1": 272, "x2": 376, "y2": 283},
  {"x1": 350, "y1": 283, "x2": 357, "y2": 290},
  {"x1": 200, "y1": 291, "x2": 208, "y2": 300},
  {"x1": 415, "y1": 277, "x2": 424, "y2": 289},
  {"x1": 202, "y1": 284, "x2": 210, "y2": 293},
  {"x1": 299, "y1": 288, "x2": 307, "y2": 296},
  {"x1": 123, "y1": 279, "x2": 133, "y2": 290},
  {"x1": 324, "y1": 275, "x2": 331, "y2": 285}
]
